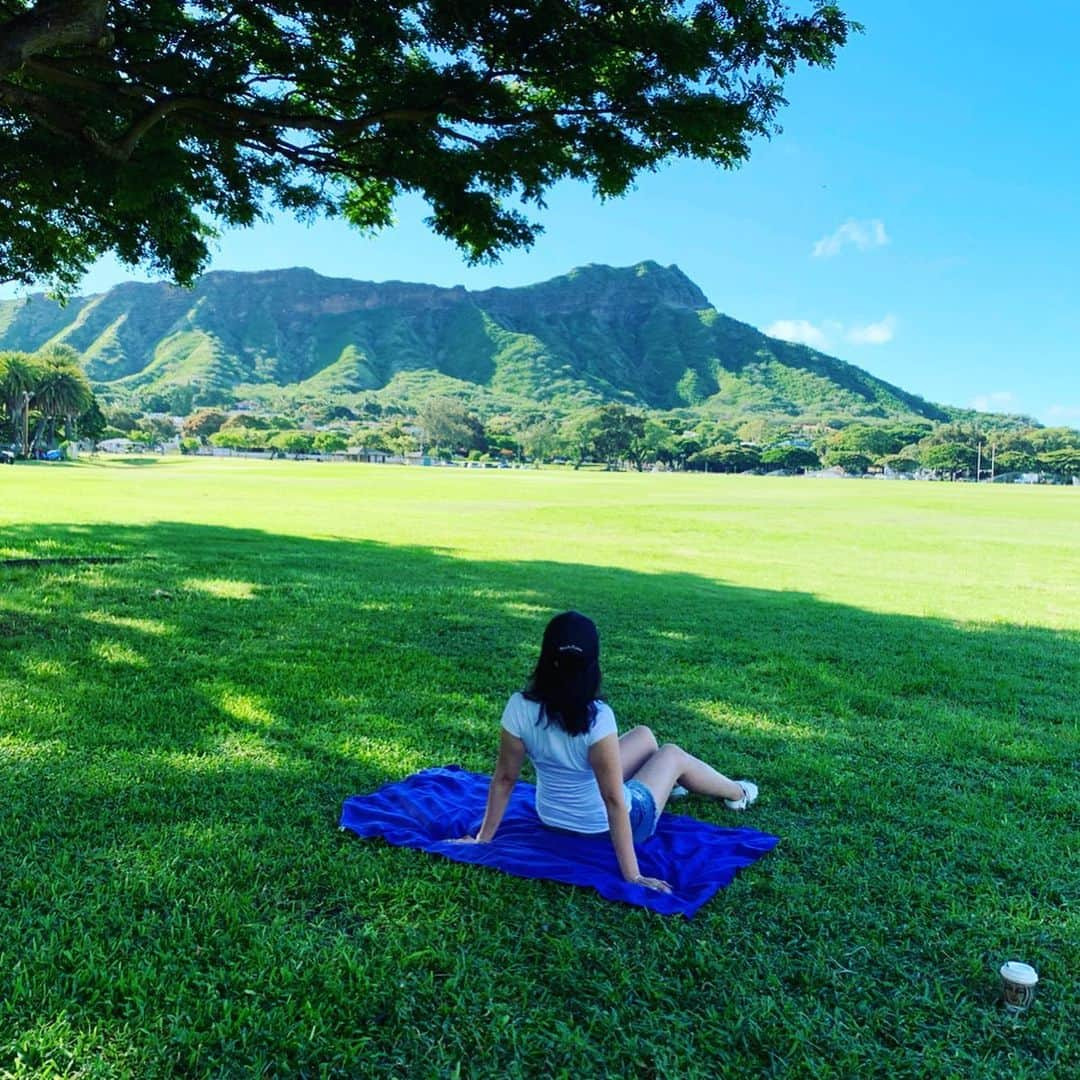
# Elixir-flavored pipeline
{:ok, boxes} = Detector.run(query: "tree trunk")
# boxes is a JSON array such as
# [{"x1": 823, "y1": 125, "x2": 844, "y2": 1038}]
[
  {"x1": 0, "y1": 2, "x2": 109, "y2": 78},
  {"x1": 29, "y1": 416, "x2": 47, "y2": 453}
]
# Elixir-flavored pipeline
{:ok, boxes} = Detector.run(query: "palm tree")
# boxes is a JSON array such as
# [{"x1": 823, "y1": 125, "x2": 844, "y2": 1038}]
[
  {"x1": 27, "y1": 347, "x2": 92, "y2": 453},
  {"x1": 0, "y1": 351, "x2": 42, "y2": 455}
]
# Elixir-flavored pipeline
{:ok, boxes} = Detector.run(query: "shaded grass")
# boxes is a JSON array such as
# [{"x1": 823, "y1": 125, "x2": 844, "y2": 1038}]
[{"x1": 0, "y1": 462, "x2": 1077, "y2": 1077}]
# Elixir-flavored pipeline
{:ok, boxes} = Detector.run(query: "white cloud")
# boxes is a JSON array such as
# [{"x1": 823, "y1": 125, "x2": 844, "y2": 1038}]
[
  {"x1": 813, "y1": 219, "x2": 890, "y2": 258},
  {"x1": 846, "y1": 315, "x2": 897, "y2": 346},
  {"x1": 766, "y1": 315, "x2": 897, "y2": 351},
  {"x1": 1046, "y1": 403, "x2": 1080, "y2": 420},
  {"x1": 764, "y1": 319, "x2": 829, "y2": 349},
  {"x1": 970, "y1": 391, "x2": 1017, "y2": 412}
]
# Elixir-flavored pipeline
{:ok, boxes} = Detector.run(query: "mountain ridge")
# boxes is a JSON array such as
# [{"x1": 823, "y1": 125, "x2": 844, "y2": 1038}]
[{"x1": 0, "y1": 261, "x2": 950, "y2": 422}]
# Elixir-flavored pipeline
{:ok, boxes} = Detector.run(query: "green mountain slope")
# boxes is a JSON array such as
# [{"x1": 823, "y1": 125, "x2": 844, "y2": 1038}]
[{"x1": 0, "y1": 262, "x2": 949, "y2": 421}]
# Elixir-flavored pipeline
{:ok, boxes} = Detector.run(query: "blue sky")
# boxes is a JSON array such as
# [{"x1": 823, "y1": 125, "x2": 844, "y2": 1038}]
[{"x1": 11, "y1": 2, "x2": 1079, "y2": 425}]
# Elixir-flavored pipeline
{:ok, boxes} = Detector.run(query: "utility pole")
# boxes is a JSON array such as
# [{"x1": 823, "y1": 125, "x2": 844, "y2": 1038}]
[
  {"x1": 977, "y1": 442, "x2": 983, "y2": 482},
  {"x1": 991, "y1": 443, "x2": 996, "y2": 481}
]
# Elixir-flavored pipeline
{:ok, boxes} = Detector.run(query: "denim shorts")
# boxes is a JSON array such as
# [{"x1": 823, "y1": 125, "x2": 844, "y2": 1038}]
[{"x1": 624, "y1": 779, "x2": 659, "y2": 844}]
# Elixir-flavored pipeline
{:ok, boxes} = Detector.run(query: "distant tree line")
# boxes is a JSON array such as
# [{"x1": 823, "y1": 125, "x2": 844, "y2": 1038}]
[
  {"x1": 65, "y1": 390, "x2": 1080, "y2": 483},
  {"x1": 811, "y1": 421, "x2": 1080, "y2": 480}
]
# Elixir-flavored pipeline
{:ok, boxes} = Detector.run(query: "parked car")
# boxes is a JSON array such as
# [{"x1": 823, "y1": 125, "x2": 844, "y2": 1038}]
[{"x1": 1, "y1": 449, "x2": 14, "y2": 465}]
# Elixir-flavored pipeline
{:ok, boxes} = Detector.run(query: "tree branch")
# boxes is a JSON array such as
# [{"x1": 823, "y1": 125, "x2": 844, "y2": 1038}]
[{"x1": 25, "y1": 55, "x2": 145, "y2": 99}]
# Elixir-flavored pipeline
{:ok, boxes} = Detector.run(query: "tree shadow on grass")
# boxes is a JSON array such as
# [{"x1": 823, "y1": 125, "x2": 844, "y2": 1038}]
[
  {"x1": 0, "y1": 520, "x2": 1076, "y2": 1075},
  {"x1": 4, "y1": 517, "x2": 1071, "y2": 766}
]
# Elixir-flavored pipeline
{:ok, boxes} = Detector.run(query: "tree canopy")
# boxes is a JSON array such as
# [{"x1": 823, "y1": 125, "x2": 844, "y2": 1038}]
[
  {"x1": 0, "y1": 1, "x2": 855, "y2": 291},
  {"x1": 0, "y1": 345, "x2": 93, "y2": 451},
  {"x1": 418, "y1": 395, "x2": 479, "y2": 454}
]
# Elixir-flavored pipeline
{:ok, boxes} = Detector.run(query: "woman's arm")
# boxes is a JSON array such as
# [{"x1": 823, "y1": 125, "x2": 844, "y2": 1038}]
[
  {"x1": 589, "y1": 734, "x2": 669, "y2": 892},
  {"x1": 458, "y1": 729, "x2": 526, "y2": 842}
]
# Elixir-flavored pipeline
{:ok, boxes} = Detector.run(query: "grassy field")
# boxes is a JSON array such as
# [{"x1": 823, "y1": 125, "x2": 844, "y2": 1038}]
[{"x1": 1, "y1": 457, "x2": 1077, "y2": 1078}]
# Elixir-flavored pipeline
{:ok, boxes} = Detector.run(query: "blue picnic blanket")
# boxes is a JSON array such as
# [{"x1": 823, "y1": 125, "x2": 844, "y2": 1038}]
[{"x1": 339, "y1": 765, "x2": 779, "y2": 917}]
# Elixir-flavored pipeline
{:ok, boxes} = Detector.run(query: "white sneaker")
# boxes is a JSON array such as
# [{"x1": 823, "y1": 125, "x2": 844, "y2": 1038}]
[{"x1": 724, "y1": 781, "x2": 758, "y2": 811}]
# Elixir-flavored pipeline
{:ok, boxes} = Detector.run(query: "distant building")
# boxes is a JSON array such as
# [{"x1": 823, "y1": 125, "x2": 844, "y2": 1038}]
[{"x1": 344, "y1": 446, "x2": 391, "y2": 464}]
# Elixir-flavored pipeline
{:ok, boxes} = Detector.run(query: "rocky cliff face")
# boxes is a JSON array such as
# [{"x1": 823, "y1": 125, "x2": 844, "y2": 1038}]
[{"x1": 0, "y1": 261, "x2": 946, "y2": 420}]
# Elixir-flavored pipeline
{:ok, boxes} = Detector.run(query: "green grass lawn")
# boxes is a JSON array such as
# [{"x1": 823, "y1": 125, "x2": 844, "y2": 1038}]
[{"x1": 2, "y1": 458, "x2": 1077, "y2": 1078}]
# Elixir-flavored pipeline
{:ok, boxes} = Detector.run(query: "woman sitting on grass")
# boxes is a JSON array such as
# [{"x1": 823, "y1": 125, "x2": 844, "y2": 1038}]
[{"x1": 455, "y1": 611, "x2": 757, "y2": 893}]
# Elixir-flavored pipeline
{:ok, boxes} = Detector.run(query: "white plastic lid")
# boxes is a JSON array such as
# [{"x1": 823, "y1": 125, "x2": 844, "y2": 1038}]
[{"x1": 1000, "y1": 961, "x2": 1039, "y2": 986}]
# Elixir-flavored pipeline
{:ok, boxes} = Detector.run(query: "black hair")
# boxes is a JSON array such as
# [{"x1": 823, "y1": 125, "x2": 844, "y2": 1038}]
[{"x1": 522, "y1": 611, "x2": 602, "y2": 736}]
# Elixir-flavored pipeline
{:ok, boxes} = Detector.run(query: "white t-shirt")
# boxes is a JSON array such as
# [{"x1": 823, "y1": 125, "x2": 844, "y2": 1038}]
[{"x1": 500, "y1": 691, "x2": 619, "y2": 833}]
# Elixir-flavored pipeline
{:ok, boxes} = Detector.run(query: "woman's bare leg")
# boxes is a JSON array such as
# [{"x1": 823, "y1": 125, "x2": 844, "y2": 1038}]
[
  {"x1": 630, "y1": 743, "x2": 745, "y2": 815},
  {"x1": 617, "y1": 725, "x2": 659, "y2": 780}
]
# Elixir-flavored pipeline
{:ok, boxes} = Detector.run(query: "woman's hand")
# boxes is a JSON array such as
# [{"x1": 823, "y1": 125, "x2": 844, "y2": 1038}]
[
  {"x1": 631, "y1": 874, "x2": 672, "y2": 893},
  {"x1": 447, "y1": 835, "x2": 489, "y2": 844}
]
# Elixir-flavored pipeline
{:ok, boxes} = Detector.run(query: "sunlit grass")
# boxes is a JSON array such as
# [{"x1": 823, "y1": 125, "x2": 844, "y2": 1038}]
[
  {"x1": 183, "y1": 577, "x2": 260, "y2": 600},
  {"x1": 82, "y1": 611, "x2": 172, "y2": 635},
  {"x1": 0, "y1": 457, "x2": 1076, "y2": 1076}
]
